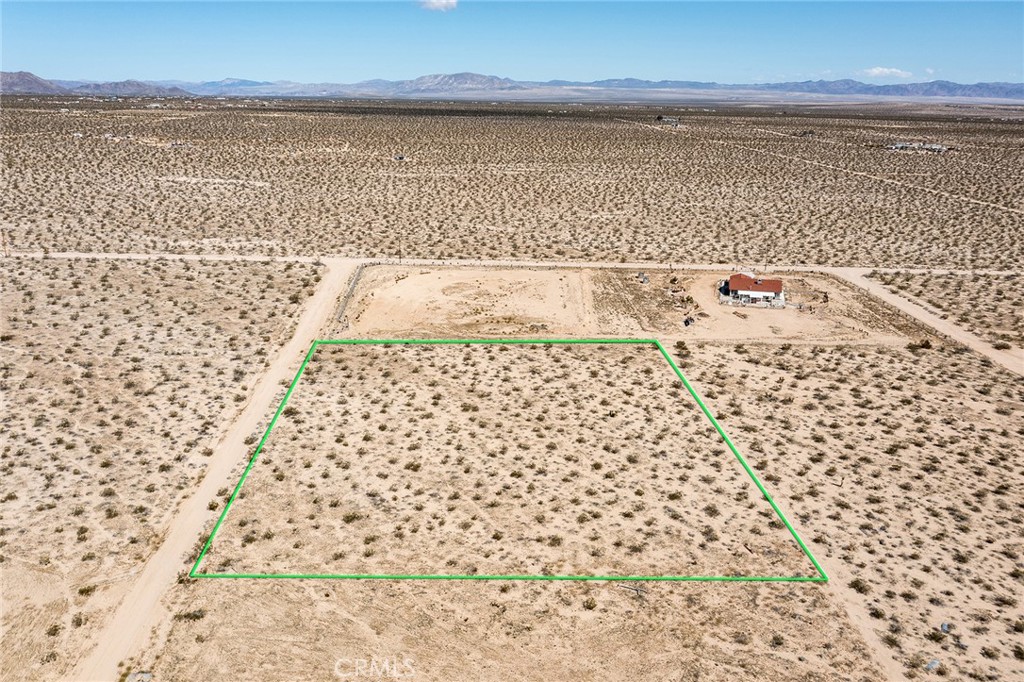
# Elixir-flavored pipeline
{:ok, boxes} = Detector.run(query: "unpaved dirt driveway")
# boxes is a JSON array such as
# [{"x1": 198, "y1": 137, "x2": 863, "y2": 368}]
[
  {"x1": 13, "y1": 251, "x2": 1022, "y2": 376},
  {"x1": 71, "y1": 258, "x2": 359, "y2": 681},
  {"x1": 832, "y1": 267, "x2": 1023, "y2": 375}
]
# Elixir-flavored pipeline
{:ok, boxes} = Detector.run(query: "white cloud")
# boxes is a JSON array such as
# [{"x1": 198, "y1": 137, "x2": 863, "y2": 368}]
[
  {"x1": 925, "y1": 68, "x2": 936, "y2": 76},
  {"x1": 420, "y1": 0, "x2": 458, "y2": 10},
  {"x1": 860, "y1": 66, "x2": 913, "y2": 79}
]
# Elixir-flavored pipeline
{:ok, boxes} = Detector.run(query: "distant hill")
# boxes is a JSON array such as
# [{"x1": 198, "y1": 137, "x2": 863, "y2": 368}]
[
  {"x1": 0, "y1": 71, "x2": 69, "y2": 95},
  {"x1": 3, "y1": 70, "x2": 1021, "y2": 102},
  {"x1": 50, "y1": 79, "x2": 95, "y2": 90},
  {"x1": 398, "y1": 72, "x2": 525, "y2": 93},
  {"x1": 68, "y1": 80, "x2": 193, "y2": 97},
  {"x1": 0, "y1": 72, "x2": 193, "y2": 96},
  {"x1": 742, "y1": 79, "x2": 1024, "y2": 99},
  {"x1": 170, "y1": 72, "x2": 1022, "y2": 100},
  {"x1": 176, "y1": 78, "x2": 275, "y2": 95}
]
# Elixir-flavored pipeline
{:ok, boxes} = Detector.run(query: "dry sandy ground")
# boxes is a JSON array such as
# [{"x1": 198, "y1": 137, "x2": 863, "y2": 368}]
[
  {"x1": 151, "y1": 580, "x2": 883, "y2": 681},
  {"x1": 70, "y1": 258, "x2": 359, "y2": 681},
  {"x1": 4, "y1": 260, "x2": 1020, "y2": 681},
  {"x1": 680, "y1": 342, "x2": 1023, "y2": 681},
  {"x1": 198, "y1": 343, "x2": 817, "y2": 580},
  {"x1": 334, "y1": 265, "x2": 913, "y2": 347},
  {"x1": 118, "y1": 264, "x2": 1020, "y2": 682},
  {"x1": 867, "y1": 271, "x2": 1023, "y2": 349},
  {"x1": 2, "y1": 96, "x2": 1019, "y2": 680},
  {"x1": 3, "y1": 100, "x2": 1022, "y2": 268},
  {"x1": 0, "y1": 257, "x2": 321, "y2": 679}
]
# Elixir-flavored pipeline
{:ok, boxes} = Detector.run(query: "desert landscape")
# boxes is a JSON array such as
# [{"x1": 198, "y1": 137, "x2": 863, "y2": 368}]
[
  {"x1": 195, "y1": 341, "x2": 820, "y2": 580},
  {"x1": 867, "y1": 271, "x2": 1023, "y2": 349},
  {"x1": 2, "y1": 98, "x2": 1022, "y2": 268},
  {"x1": 1, "y1": 94, "x2": 1021, "y2": 682},
  {"x1": 0, "y1": 256, "x2": 322, "y2": 678}
]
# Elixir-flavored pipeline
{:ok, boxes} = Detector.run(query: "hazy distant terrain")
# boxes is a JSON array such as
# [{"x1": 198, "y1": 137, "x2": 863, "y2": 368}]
[
  {"x1": 0, "y1": 72, "x2": 190, "y2": 97},
  {"x1": 3, "y1": 70, "x2": 1022, "y2": 101}
]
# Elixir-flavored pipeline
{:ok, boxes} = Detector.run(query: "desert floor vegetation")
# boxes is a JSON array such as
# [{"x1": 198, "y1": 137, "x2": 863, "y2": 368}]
[
  {"x1": 868, "y1": 271, "x2": 1023, "y2": 349},
  {"x1": 149, "y1": 575, "x2": 884, "y2": 681},
  {"x1": 0, "y1": 257, "x2": 319, "y2": 678},
  {"x1": 2, "y1": 98, "x2": 1021, "y2": 268},
  {"x1": 680, "y1": 341, "x2": 1023, "y2": 681},
  {"x1": 1, "y1": 95, "x2": 1020, "y2": 681},
  {"x1": 154, "y1": 289, "x2": 1022, "y2": 681},
  {"x1": 196, "y1": 342, "x2": 816, "y2": 579}
]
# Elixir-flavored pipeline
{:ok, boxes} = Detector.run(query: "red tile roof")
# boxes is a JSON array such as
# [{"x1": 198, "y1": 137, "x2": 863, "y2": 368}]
[{"x1": 729, "y1": 273, "x2": 783, "y2": 294}]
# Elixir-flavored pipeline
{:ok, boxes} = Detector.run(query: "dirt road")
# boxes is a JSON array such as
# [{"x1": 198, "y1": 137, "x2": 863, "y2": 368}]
[
  {"x1": 10, "y1": 251, "x2": 1022, "y2": 376},
  {"x1": 13, "y1": 250, "x2": 1017, "y2": 277},
  {"x1": 834, "y1": 267, "x2": 1023, "y2": 374},
  {"x1": 5, "y1": 249, "x2": 1017, "y2": 680},
  {"x1": 620, "y1": 118, "x2": 1024, "y2": 217},
  {"x1": 70, "y1": 259, "x2": 359, "y2": 681}
]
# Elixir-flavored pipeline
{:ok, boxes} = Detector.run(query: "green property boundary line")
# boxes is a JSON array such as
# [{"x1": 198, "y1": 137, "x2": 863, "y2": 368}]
[{"x1": 190, "y1": 338, "x2": 828, "y2": 583}]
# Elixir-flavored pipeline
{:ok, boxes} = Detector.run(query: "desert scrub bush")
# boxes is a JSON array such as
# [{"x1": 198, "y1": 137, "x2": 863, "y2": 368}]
[
  {"x1": 173, "y1": 608, "x2": 207, "y2": 622},
  {"x1": 880, "y1": 633, "x2": 900, "y2": 649},
  {"x1": 848, "y1": 578, "x2": 870, "y2": 594}
]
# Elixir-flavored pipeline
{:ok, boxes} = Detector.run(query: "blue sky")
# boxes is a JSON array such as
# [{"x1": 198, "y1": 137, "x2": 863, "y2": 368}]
[{"x1": 1, "y1": 1, "x2": 1021, "y2": 84}]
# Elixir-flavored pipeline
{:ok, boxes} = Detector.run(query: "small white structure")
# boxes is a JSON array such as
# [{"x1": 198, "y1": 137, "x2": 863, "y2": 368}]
[{"x1": 886, "y1": 142, "x2": 948, "y2": 153}]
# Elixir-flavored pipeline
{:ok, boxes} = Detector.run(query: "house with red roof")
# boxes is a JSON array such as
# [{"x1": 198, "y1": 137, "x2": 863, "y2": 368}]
[{"x1": 721, "y1": 273, "x2": 786, "y2": 307}]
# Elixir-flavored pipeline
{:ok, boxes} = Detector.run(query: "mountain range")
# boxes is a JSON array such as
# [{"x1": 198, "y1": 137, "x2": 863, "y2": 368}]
[
  {"x1": 2, "y1": 70, "x2": 1022, "y2": 101},
  {"x1": 1, "y1": 72, "x2": 193, "y2": 97}
]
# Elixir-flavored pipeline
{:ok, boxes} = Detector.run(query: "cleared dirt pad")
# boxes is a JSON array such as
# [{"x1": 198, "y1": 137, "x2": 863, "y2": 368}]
[
  {"x1": 334, "y1": 265, "x2": 910, "y2": 346},
  {"x1": 338, "y1": 267, "x2": 599, "y2": 339}
]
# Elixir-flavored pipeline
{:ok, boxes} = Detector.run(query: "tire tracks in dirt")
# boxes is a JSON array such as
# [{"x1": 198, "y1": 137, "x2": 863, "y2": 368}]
[{"x1": 71, "y1": 258, "x2": 359, "y2": 681}]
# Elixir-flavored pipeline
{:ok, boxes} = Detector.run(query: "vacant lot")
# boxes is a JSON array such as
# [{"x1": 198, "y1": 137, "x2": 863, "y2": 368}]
[
  {"x1": 146, "y1": 280, "x2": 1021, "y2": 681},
  {"x1": 197, "y1": 342, "x2": 817, "y2": 579},
  {"x1": 0, "y1": 257, "x2": 320, "y2": 679},
  {"x1": 146, "y1": 337, "x2": 1024, "y2": 682},
  {"x1": 682, "y1": 341, "x2": 1023, "y2": 681},
  {"x1": 2, "y1": 99, "x2": 1022, "y2": 268},
  {"x1": 150, "y1": 578, "x2": 883, "y2": 681},
  {"x1": 868, "y1": 271, "x2": 1023, "y2": 349},
  {"x1": 148, "y1": 344, "x2": 889, "y2": 681}
]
